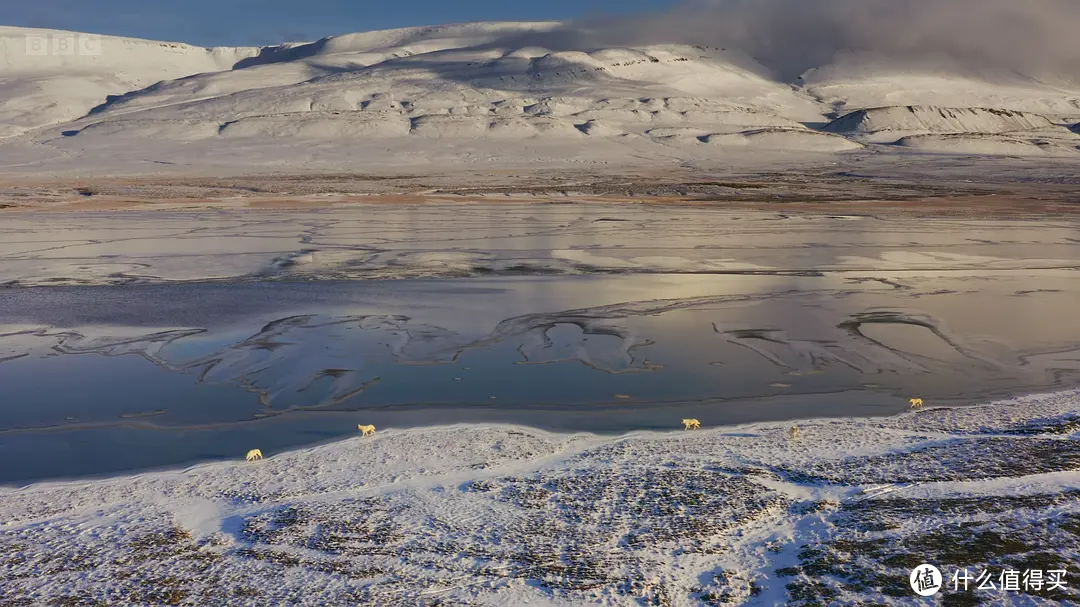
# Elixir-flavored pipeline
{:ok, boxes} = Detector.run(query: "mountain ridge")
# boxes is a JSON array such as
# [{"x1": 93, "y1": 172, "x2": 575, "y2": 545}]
[{"x1": 1, "y1": 21, "x2": 1079, "y2": 174}]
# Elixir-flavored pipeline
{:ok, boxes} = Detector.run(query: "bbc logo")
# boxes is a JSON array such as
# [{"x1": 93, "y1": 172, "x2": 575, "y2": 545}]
[{"x1": 25, "y1": 34, "x2": 102, "y2": 57}]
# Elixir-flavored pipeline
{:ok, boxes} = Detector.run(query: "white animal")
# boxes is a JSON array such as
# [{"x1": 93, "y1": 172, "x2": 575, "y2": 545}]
[
  {"x1": 909, "y1": 398, "x2": 924, "y2": 409},
  {"x1": 358, "y1": 424, "x2": 376, "y2": 436},
  {"x1": 789, "y1": 425, "x2": 800, "y2": 440},
  {"x1": 682, "y1": 418, "x2": 701, "y2": 430},
  {"x1": 245, "y1": 449, "x2": 263, "y2": 462}
]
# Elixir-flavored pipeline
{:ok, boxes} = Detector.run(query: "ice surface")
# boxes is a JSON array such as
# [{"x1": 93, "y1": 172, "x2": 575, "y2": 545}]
[
  {"x1": 2, "y1": 205, "x2": 1080, "y2": 485},
  {"x1": 3, "y1": 204, "x2": 1079, "y2": 287}
]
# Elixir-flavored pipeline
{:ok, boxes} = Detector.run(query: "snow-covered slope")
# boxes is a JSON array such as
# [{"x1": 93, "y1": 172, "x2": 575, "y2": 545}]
[
  {"x1": 0, "y1": 27, "x2": 268, "y2": 136},
  {"x1": 51, "y1": 30, "x2": 824, "y2": 142},
  {"x1": 825, "y1": 106, "x2": 1058, "y2": 136},
  {"x1": 802, "y1": 66, "x2": 1080, "y2": 119},
  {"x1": 894, "y1": 133, "x2": 1080, "y2": 156},
  {"x1": 822, "y1": 105, "x2": 1080, "y2": 153},
  {"x1": 1, "y1": 21, "x2": 1079, "y2": 173}
]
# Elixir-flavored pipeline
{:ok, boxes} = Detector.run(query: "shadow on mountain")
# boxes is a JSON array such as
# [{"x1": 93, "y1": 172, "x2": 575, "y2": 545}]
[
  {"x1": 232, "y1": 39, "x2": 331, "y2": 69},
  {"x1": 84, "y1": 40, "x2": 334, "y2": 118},
  {"x1": 275, "y1": 50, "x2": 645, "y2": 98}
]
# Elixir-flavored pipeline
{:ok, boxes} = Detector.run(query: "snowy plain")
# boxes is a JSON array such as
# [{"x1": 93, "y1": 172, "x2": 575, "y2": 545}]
[{"x1": 3, "y1": 389, "x2": 1080, "y2": 605}]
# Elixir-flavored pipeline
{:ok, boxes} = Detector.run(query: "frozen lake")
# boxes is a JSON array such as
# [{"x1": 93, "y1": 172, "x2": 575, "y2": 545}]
[{"x1": 2, "y1": 203, "x2": 1080, "y2": 483}]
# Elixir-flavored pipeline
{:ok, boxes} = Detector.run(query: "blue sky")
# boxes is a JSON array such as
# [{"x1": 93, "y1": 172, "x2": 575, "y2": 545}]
[{"x1": 1, "y1": 0, "x2": 680, "y2": 47}]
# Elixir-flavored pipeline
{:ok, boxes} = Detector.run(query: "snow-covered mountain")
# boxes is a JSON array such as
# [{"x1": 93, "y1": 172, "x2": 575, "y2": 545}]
[
  {"x1": 0, "y1": 27, "x2": 270, "y2": 137},
  {"x1": 1, "y1": 22, "x2": 1079, "y2": 174}
]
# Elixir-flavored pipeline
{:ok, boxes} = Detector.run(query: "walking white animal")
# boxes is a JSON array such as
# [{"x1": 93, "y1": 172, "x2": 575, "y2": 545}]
[
  {"x1": 358, "y1": 424, "x2": 376, "y2": 436},
  {"x1": 909, "y1": 398, "x2": 924, "y2": 409},
  {"x1": 789, "y1": 425, "x2": 800, "y2": 440},
  {"x1": 245, "y1": 449, "x2": 263, "y2": 462},
  {"x1": 682, "y1": 418, "x2": 701, "y2": 430}
]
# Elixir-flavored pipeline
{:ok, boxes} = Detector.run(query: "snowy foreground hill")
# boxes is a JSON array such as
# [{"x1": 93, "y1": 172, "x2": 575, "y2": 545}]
[
  {"x1": 3, "y1": 390, "x2": 1080, "y2": 605},
  {"x1": 1, "y1": 22, "x2": 1079, "y2": 175}
]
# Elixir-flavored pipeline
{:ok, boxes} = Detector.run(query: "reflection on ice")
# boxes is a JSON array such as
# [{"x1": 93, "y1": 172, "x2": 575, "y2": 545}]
[
  {"x1": 2, "y1": 278, "x2": 1079, "y2": 433},
  {"x1": 722, "y1": 325, "x2": 929, "y2": 374},
  {"x1": 2, "y1": 205, "x2": 1079, "y2": 286}
]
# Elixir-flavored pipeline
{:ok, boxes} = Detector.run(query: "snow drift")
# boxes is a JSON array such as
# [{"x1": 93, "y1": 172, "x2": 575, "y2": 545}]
[
  {"x1": 895, "y1": 133, "x2": 1080, "y2": 156},
  {"x1": 701, "y1": 128, "x2": 863, "y2": 151}
]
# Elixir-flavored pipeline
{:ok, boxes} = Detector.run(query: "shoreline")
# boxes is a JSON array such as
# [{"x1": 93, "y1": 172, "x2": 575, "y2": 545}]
[
  {"x1": 1, "y1": 164, "x2": 1079, "y2": 218},
  {"x1": 5, "y1": 385, "x2": 1078, "y2": 492},
  {"x1": 4, "y1": 192, "x2": 1080, "y2": 219}
]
